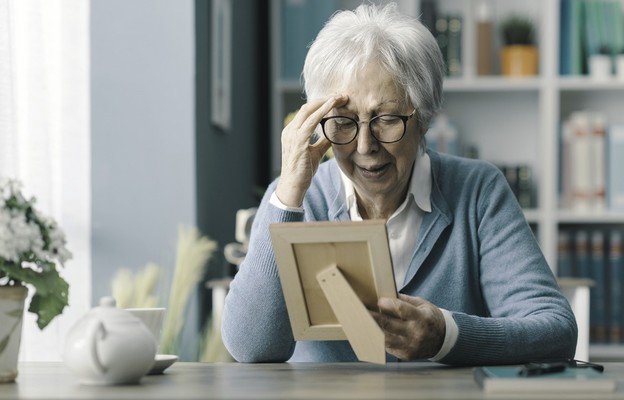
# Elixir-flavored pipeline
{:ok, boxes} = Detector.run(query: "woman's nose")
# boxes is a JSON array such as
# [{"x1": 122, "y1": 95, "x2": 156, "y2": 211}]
[{"x1": 356, "y1": 124, "x2": 379, "y2": 154}]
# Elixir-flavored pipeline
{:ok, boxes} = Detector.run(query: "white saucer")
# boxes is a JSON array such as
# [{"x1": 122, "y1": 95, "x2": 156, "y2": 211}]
[{"x1": 148, "y1": 354, "x2": 178, "y2": 375}]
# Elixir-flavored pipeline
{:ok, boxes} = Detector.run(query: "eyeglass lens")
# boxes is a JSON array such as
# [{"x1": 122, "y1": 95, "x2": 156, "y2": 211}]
[{"x1": 321, "y1": 114, "x2": 407, "y2": 144}]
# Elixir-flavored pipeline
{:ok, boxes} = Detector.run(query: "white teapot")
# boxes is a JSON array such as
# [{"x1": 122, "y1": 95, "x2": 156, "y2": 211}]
[{"x1": 63, "y1": 296, "x2": 157, "y2": 385}]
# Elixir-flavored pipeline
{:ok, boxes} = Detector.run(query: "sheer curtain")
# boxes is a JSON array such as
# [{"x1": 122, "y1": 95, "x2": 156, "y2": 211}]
[{"x1": 0, "y1": 0, "x2": 90, "y2": 360}]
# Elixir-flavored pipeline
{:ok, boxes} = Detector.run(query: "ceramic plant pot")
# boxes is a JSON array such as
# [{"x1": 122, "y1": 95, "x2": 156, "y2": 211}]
[
  {"x1": 500, "y1": 45, "x2": 538, "y2": 76},
  {"x1": 0, "y1": 285, "x2": 27, "y2": 383},
  {"x1": 589, "y1": 54, "x2": 613, "y2": 80}
]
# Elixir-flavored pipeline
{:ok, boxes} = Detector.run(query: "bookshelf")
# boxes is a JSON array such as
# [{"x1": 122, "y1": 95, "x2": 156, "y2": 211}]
[{"x1": 270, "y1": 0, "x2": 624, "y2": 359}]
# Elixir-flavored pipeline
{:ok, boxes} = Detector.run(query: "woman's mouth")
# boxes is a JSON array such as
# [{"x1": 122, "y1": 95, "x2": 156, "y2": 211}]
[{"x1": 358, "y1": 163, "x2": 389, "y2": 179}]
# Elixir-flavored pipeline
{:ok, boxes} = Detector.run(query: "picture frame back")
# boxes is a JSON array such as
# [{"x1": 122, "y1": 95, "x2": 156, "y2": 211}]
[{"x1": 269, "y1": 220, "x2": 397, "y2": 341}]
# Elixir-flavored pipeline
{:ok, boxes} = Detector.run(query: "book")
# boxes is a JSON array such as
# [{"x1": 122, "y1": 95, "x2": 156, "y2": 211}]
[
  {"x1": 434, "y1": 15, "x2": 449, "y2": 75},
  {"x1": 584, "y1": 0, "x2": 601, "y2": 57},
  {"x1": 559, "y1": 120, "x2": 572, "y2": 207},
  {"x1": 560, "y1": 0, "x2": 572, "y2": 75},
  {"x1": 609, "y1": 229, "x2": 623, "y2": 343},
  {"x1": 570, "y1": 0, "x2": 586, "y2": 75},
  {"x1": 608, "y1": 125, "x2": 624, "y2": 211},
  {"x1": 475, "y1": 0, "x2": 493, "y2": 76},
  {"x1": 446, "y1": 14, "x2": 462, "y2": 77},
  {"x1": 517, "y1": 165, "x2": 533, "y2": 208},
  {"x1": 474, "y1": 365, "x2": 616, "y2": 395},
  {"x1": 501, "y1": 165, "x2": 519, "y2": 201},
  {"x1": 569, "y1": 112, "x2": 592, "y2": 211},
  {"x1": 419, "y1": 0, "x2": 437, "y2": 35},
  {"x1": 610, "y1": 0, "x2": 624, "y2": 55},
  {"x1": 590, "y1": 229, "x2": 607, "y2": 343},
  {"x1": 558, "y1": 230, "x2": 573, "y2": 278},
  {"x1": 591, "y1": 113, "x2": 607, "y2": 211},
  {"x1": 574, "y1": 229, "x2": 590, "y2": 279},
  {"x1": 560, "y1": 111, "x2": 609, "y2": 211}
]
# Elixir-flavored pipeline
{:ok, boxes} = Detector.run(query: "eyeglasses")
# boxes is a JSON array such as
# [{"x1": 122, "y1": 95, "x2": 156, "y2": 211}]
[{"x1": 319, "y1": 110, "x2": 416, "y2": 145}]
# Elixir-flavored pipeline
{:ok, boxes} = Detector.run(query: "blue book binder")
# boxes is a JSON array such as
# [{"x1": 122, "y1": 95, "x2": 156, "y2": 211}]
[
  {"x1": 570, "y1": 0, "x2": 585, "y2": 75},
  {"x1": 280, "y1": 0, "x2": 336, "y2": 80},
  {"x1": 560, "y1": 0, "x2": 572, "y2": 75},
  {"x1": 590, "y1": 230, "x2": 607, "y2": 343},
  {"x1": 609, "y1": 229, "x2": 623, "y2": 343},
  {"x1": 558, "y1": 230, "x2": 573, "y2": 277},
  {"x1": 574, "y1": 229, "x2": 590, "y2": 279}
]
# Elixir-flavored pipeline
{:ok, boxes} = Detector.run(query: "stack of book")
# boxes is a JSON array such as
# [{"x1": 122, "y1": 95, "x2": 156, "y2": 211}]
[
  {"x1": 434, "y1": 13, "x2": 463, "y2": 77},
  {"x1": 560, "y1": 111, "x2": 624, "y2": 212},
  {"x1": 497, "y1": 164, "x2": 534, "y2": 209},
  {"x1": 560, "y1": 0, "x2": 624, "y2": 76},
  {"x1": 558, "y1": 227, "x2": 624, "y2": 343}
]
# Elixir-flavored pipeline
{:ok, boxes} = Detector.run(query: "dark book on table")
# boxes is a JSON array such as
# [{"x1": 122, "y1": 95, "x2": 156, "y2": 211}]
[{"x1": 474, "y1": 365, "x2": 616, "y2": 395}]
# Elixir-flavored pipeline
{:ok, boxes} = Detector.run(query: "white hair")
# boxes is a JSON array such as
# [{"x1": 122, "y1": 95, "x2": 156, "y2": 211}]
[{"x1": 302, "y1": 2, "x2": 444, "y2": 132}]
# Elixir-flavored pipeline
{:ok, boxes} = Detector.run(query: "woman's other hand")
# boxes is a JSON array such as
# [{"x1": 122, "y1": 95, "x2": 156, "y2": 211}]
[
  {"x1": 372, "y1": 294, "x2": 446, "y2": 360},
  {"x1": 275, "y1": 94, "x2": 348, "y2": 208}
]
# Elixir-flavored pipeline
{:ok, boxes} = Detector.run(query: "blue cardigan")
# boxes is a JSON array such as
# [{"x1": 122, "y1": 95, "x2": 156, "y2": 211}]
[{"x1": 222, "y1": 150, "x2": 578, "y2": 365}]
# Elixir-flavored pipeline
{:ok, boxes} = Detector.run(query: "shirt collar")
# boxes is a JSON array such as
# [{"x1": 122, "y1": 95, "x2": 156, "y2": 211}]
[{"x1": 340, "y1": 150, "x2": 432, "y2": 218}]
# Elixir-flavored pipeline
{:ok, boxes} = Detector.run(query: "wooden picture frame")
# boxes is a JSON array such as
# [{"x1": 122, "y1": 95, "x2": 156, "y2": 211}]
[{"x1": 269, "y1": 220, "x2": 397, "y2": 363}]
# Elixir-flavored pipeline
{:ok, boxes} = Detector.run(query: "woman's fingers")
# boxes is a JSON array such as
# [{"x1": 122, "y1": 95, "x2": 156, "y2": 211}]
[
  {"x1": 291, "y1": 94, "x2": 348, "y2": 130},
  {"x1": 276, "y1": 94, "x2": 348, "y2": 208},
  {"x1": 373, "y1": 295, "x2": 446, "y2": 360}
]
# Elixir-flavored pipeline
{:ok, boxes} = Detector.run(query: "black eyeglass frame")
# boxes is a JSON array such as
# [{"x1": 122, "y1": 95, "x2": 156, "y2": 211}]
[{"x1": 319, "y1": 110, "x2": 416, "y2": 145}]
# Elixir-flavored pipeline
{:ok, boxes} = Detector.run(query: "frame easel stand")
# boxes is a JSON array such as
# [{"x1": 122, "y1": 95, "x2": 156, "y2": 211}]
[{"x1": 317, "y1": 265, "x2": 386, "y2": 364}]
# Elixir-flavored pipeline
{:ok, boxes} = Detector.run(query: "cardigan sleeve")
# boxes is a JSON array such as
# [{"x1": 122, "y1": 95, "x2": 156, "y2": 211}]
[
  {"x1": 439, "y1": 170, "x2": 578, "y2": 365},
  {"x1": 221, "y1": 182, "x2": 302, "y2": 362}
]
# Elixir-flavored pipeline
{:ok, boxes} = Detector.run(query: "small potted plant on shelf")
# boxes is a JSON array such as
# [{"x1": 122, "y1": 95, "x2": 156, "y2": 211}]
[
  {"x1": 500, "y1": 15, "x2": 538, "y2": 76},
  {"x1": 0, "y1": 177, "x2": 72, "y2": 383},
  {"x1": 589, "y1": 45, "x2": 613, "y2": 80}
]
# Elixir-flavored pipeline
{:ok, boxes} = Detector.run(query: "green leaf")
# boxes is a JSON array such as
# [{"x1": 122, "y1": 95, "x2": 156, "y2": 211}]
[
  {"x1": 0, "y1": 262, "x2": 69, "y2": 329},
  {"x1": 0, "y1": 335, "x2": 9, "y2": 354}
]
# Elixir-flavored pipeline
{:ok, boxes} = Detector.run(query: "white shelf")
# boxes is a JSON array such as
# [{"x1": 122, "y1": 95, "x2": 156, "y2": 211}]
[
  {"x1": 444, "y1": 77, "x2": 542, "y2": 92},
  {"x1": 558, "y1": 77, "x2": 624, "y2": 91},
  {"x1": 557, "y1": 211, "x2": 624, "y2": 224},
  {"x1": 523, "y1": 209, "x2": 542, "y2": 224},
  {"x1": 590, "y1": 344, "x2": 624, "y2": 362}
]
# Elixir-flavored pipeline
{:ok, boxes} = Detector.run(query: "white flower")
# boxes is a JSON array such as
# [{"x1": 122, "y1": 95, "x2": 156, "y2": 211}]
[{"x1": 0, "y1": 177, "x2": 72, "y2": 267}]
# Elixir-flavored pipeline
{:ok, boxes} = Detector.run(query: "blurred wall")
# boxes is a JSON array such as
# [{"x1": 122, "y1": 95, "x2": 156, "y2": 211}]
[
  {"x1": 90, "y1": 0, "x2": 196, "y2": 357},
  {"x1": 195, "y1": 0, "x2": 270, "y2": 312},
  {"x1": 90, "y1": 0, "x2": 270, "y2": 360}
]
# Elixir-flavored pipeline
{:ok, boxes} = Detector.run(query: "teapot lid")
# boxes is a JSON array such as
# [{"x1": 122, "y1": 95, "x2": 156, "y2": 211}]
[{"x1": 90, "y1": 296, "x2": 141, "y2": 324}]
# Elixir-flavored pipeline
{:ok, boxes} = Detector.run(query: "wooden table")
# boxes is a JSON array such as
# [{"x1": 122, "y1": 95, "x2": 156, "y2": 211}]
[{"x1": 1, "y1": 361, "x2": 623, "y2": 399}]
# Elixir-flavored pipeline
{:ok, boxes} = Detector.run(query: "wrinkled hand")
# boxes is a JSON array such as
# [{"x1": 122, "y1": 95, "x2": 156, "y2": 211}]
[
  {"x1": 371, "y1": 294, "x2": 446, "y2": 361},
  {"x1": 275, "y1": 94, "x2": 348, "y2": 208}
]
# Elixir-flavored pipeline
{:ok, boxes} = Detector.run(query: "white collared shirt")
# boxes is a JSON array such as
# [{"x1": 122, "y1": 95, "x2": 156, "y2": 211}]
[{"x1": 340, "y1": 151, "x2": 431, "y2": 289}]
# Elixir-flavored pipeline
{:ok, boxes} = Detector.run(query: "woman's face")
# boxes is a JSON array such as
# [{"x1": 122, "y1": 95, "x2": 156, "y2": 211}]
[{"x1": 329, "y1": 63, "x2": 421, "y2": 216}]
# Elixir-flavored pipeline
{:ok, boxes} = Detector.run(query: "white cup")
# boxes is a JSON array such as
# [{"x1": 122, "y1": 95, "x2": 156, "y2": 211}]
[{"x1": 125, "y1": 308, "x2": 166, "y2": 352}]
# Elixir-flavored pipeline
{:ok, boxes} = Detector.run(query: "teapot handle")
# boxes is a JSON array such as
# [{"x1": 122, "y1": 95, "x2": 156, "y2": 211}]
[{"x1": 87, "y1": 318, "x2": 108, "y2": 374}]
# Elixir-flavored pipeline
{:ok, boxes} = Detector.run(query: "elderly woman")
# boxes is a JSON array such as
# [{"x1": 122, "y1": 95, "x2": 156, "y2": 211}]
[{"x1": 222, "y1": 3, "x2": 577, "y2": 365}]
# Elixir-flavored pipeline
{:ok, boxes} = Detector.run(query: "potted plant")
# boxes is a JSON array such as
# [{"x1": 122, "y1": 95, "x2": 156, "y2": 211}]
[
  {"x1": 500, "y1": 15, "x2": 538, "y2": 76},
  {"x1": 0, "y1": 177, "x2": 71, "y2": 383},
  {"x1": 589, "y1": 45, "x2": 613, "y2": 80}
]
